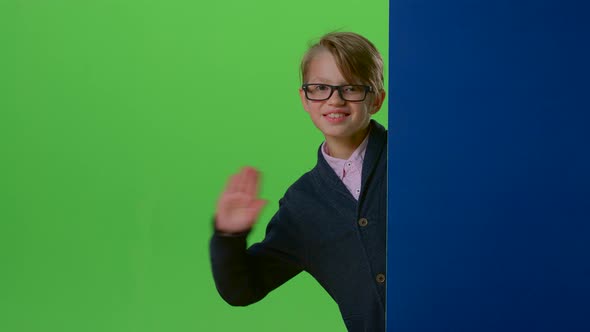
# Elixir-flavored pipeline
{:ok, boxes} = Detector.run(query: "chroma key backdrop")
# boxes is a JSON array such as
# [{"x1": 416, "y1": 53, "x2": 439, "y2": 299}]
[{"x1": 1, "y1": 1, "x2": 387, "y2": 331}]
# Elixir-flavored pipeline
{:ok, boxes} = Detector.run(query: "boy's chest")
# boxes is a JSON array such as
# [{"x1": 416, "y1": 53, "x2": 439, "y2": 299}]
[
  {"x1": 297, "y1": 175, "x2": 386, "y2": 280},
  {"x1": 293, "y1": 178, "x2": 386, "y2": 309}
]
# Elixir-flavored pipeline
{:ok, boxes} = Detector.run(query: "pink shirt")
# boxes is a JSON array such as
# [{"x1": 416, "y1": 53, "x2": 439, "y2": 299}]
[{"x1": 321, "y1": 133, "x2": 370, "y2": 201}]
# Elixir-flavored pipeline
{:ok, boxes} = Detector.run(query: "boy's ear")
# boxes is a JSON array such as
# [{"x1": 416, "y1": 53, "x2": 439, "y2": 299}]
[
  {"x1": 369, "y1": 89, "x2": 386, "y2": 115},
  {"x1": 299, "y1": 88, "x2": 311, "y2": 113}
]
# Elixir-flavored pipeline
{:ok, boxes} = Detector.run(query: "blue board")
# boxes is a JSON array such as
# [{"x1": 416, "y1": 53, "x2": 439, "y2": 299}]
[{"x1": 387, "y1": 1, "x2": 590, "y2": 331}]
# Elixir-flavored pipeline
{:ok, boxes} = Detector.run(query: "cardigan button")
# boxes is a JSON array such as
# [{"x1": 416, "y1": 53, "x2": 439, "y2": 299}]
[
  {"x1": 376, "y1": 273, "x2": 386, "y2": 283},
  {"x1": 358, "y1": 218, "x2": 368, "y2": 227}
]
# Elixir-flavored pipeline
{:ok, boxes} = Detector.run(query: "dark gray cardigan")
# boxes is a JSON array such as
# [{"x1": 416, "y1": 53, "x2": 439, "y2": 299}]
[{"x1": 210, "y1": 120, "x2": 386, "y2": 332}]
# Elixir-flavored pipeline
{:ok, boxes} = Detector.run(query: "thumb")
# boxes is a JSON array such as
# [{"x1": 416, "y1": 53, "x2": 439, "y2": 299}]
[{"x1": 250, "y1": 199, "x2": 267, "y2": 219}]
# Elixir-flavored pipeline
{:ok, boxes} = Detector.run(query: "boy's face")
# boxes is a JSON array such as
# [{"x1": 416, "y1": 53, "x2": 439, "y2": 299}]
[{"x1": 299, "y1": 51, "x2": 385, "y2": 142}]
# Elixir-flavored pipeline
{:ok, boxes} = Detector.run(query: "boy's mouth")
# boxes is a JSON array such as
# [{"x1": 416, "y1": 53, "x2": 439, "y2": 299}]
[
  {"x1": 326, "y1": 113, "x2": 348, "y2": 119},
  {"x1": 323, "y1": 111, "x2": 350, "y2": 119},
  {"x1": 323, "y1": 111, "x2": 350, "y2": 122}
]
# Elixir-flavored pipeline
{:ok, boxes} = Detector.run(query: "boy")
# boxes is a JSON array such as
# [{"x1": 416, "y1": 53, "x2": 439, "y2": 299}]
[{"x1": 210, "y1": 31, "x2": 387, "y2": 332}]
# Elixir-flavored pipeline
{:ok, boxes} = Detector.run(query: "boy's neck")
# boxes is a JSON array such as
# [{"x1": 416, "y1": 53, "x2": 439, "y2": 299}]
[{"x1": 324, "y1": 124, "x2": 371, "y2": 160}]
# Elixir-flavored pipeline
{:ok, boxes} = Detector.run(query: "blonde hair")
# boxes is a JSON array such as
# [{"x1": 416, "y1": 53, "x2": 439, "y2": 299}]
[{"x1": 300, "y1": 32, "x2": 384, "y2": 93}]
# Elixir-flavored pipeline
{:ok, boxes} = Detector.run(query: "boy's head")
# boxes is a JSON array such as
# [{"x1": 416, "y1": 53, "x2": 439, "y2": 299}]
[
  {"x1": 298, "y1": 32, "x2": 385, "y2": 146},
  {"x1": 300, "y1": 32, "x2": 384, "y2": 94}
]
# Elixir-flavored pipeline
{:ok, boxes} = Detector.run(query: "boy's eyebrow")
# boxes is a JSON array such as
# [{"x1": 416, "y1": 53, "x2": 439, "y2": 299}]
[{"x1": 307, "y1": 77, "x2": 354, "y2": 84}]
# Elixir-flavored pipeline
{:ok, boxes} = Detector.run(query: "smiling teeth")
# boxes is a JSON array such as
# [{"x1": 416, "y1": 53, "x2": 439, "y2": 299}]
[{"x1": 327, "y1": 113, "x2": 345, "y2": 118}]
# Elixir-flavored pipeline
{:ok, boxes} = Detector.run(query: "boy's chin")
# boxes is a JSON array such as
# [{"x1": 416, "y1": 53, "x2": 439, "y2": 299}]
[
  {"x1": 311, "y1": 119, "x2": 370, "y2": 141},
  {"x1": 325, "y1": 122, "x2": 373, "y2": 141},
  {"x1": 321, "y1": 128, "x2": 365, "y2": 141}
]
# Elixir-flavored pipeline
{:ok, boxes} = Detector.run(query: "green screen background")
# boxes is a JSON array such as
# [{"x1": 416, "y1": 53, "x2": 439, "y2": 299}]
[{"x1": 2, "y1": 1, "x2": 387, "y2": 331}]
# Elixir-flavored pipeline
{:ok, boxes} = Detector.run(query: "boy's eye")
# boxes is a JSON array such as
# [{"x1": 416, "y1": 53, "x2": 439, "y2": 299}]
[
  {"x1": 313, "y1": 84, "x2": 330, "y2": 91},
  {"x1": 343, "y1": 85, "x2": 358, "y2": 92}
]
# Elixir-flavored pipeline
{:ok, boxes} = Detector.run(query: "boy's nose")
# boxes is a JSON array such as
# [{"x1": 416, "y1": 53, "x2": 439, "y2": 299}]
[{"x1": 328, "y1": 88, "x2": 346, "y2": 104}]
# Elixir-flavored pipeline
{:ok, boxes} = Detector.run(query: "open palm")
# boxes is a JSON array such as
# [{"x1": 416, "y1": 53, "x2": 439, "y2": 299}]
[{"x1": 215, "y1": 167, "x2": 267, "y2": 233}]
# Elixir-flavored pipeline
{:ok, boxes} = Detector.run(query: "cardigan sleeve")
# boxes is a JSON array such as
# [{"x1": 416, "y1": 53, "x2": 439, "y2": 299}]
[{"x1": 209, "y1": 196, "x2": 306, "y2": 306}]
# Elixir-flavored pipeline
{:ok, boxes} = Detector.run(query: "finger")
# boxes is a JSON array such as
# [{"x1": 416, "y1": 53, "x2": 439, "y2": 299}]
[
  {"x1": 225, "y1": 174, "x2": 240, "y2": 193},
  {"x1": 234, "y1": 167, "x2": 250, "y2": 193},
  {"x1": 235, "y1": 166, "x2": 255, "y2": 193},
  {"x1": 244, "y1": 167, "x2": 259, "y2": 197},
  {"x1": 248, "y1": 199, "x2": 267, "y2": 220}
]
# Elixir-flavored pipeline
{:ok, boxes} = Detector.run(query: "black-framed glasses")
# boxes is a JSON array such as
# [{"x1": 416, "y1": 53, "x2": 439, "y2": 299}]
[{"x1": 302, "y1": 83, "x2": 373, "y2": 102}]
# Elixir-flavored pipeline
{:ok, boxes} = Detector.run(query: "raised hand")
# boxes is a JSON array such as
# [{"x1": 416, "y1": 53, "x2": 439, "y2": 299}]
[{"x1": 215, "y1": 167, "x2": 267, "y2": 234}]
